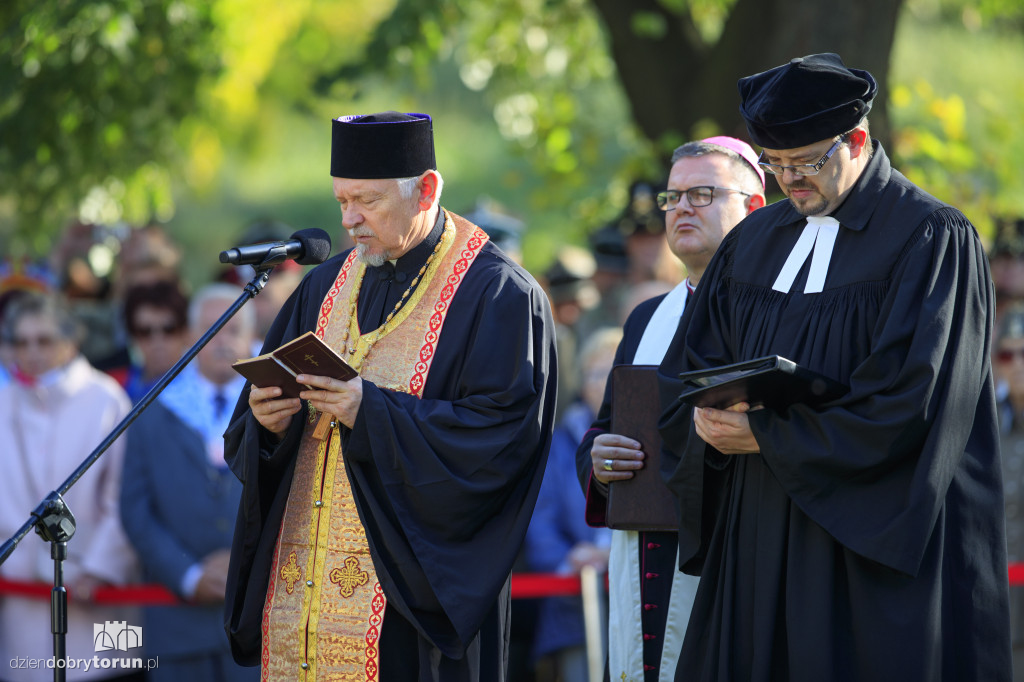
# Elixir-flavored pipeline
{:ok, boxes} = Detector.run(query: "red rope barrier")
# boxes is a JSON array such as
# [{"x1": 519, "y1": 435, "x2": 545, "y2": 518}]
[
  {"x1": 4, "y1": 565, "x2": 1021, "y2": 605},
  {"x1": 0, "y1": 573, "x2": 585, "y2": 605}
]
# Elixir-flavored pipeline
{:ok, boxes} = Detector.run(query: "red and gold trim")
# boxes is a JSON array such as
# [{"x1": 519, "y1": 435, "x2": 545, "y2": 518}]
[
  {"x1": 261, "y1": 212, "x2": 486, "y2": 680},
  {"x1": 410, "y1": 225, "x2": 487, "y2": 396}
]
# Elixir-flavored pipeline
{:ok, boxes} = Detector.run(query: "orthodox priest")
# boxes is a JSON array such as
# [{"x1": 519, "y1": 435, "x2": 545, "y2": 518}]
[
  {"x1": 223, "y1": 111, "x2": 557, "y2": 681},
  {"x1": 660, "y1": 53, "x2": 1011, "y2": 680}
]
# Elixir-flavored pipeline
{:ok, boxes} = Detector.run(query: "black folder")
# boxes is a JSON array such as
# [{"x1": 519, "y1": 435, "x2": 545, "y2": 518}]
[{"x1": 677, "y1": 355, "x2": 847, "y2": 410}]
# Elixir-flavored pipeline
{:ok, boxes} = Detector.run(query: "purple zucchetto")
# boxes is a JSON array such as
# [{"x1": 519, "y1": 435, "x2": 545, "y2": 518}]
[
  {"x1": 330, "y1": 111, "x2": 437, "y2": 179},
  {"x1": 738, "y1": 53, "x2": 877, "y2": 150}
]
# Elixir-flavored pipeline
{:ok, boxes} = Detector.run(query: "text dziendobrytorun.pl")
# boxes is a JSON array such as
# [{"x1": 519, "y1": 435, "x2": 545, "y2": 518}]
[{"x1": 9, "y1": 656, "x2": 158, "y2": 672}]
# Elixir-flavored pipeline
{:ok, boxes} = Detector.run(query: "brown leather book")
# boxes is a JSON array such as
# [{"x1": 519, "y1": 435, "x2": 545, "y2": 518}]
[
  {"x1": 232, "y1": 331, "x2": 357, "y2": 399},
  {"x1": 606, "y1": 364, "x2": 678, "y2": 531}
]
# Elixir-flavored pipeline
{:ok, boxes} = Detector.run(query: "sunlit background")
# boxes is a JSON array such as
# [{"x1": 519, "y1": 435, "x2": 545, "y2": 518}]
[{"x1": 1, "y1": 0, "x2": 1022, "y2": 286}]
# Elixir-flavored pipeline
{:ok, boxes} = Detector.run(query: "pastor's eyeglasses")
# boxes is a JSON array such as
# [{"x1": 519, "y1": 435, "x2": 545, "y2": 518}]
[
  {"x1": 757, "y1": 136, "x2": 845, "y2": 177},
  {"x1": 656, "y1": 186, "x2": 752, "y2": 211}
]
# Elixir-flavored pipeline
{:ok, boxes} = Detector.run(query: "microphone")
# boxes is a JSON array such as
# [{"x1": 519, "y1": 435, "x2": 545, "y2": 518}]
[{"x1": 219, "y1": 228, "x2": 332, "y2": 267}]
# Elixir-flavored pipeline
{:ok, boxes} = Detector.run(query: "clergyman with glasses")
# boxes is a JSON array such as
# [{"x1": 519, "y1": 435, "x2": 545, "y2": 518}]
[
  {"x1": 659, "y1": 53, "x2": 1011, "y2": 679},
  {"x1": 576, "y1": 135, "x2": 764, "y2": 681}
]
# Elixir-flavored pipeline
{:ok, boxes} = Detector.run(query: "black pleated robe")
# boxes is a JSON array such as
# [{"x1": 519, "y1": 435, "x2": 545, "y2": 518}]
[
  {"x1": 659, "y1": 144, "x2": 1011, "y2": 681},
  {"x1": 222, "y1": 214, "x2": 557, "y2": 681}
]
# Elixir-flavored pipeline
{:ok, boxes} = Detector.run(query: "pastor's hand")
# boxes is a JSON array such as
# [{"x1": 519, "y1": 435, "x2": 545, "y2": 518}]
[
  {"x1": 693, "y1": 402, "x2": 760, "y2": 454},
  {"x1": 590, "y1": 433, "x2": 644, "y2": 484},
  {"x1": 249, "y1": 384, "x2": 302, "y2": 440},
  {"x1": 298, "y1": 374, "x2": 363, "y2": 429}
]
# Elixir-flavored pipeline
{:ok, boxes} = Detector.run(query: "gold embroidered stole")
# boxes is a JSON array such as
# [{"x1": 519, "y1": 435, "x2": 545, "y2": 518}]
[{"x1": 261, "y1": 211, "x2": 488, "y2": 681}]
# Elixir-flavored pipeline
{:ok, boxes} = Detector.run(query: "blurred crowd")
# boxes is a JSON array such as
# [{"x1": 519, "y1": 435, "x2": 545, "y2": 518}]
[{"x1": 4, "y1": 198, "x2": 1023, "y2": 681}]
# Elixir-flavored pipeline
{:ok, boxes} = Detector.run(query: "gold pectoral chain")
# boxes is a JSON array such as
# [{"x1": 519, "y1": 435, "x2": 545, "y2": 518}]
[{"x1": 341, "y1": 227, "x2": 448, "y2": 360}]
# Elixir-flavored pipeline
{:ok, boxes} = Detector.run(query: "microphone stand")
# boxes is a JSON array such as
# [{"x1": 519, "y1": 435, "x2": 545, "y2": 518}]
[{"x1": 0, "y1": 264, "x2": 277, "y2": 682}]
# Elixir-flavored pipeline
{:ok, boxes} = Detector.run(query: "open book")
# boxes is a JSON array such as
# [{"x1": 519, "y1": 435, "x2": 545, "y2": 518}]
[{"x1": 232, "y1": 331, "x2": 357, "y2": 399}]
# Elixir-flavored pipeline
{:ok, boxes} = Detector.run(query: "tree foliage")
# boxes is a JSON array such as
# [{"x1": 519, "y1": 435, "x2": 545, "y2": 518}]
[
  {"x1": 1, "y1": 0, "x2": 1021, "y2": 263},
  {"x1": 337, "y1": 0, "x2": 909, "y2": 228},
  {"x1": 0, "y1": 0, "x2": 218, "y2": 256}
]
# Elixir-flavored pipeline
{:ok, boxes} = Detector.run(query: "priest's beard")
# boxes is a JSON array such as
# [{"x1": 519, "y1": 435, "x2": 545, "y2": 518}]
[
  {"x1": 350, "y1": 227, "x2": 391, "y2": 266},
  {"x1": 355, "y1": 243, "x2": 390, "y2": 267}
]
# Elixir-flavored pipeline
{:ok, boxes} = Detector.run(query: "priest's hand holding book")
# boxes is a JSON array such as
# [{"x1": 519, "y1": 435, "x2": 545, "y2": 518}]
[
  {"x1": 249, "y1": 385, "x2": 302, "y2": 440},
  {"x1": 234, "y1": 331, "x2": 360, "y2": 440},
  {"x1": 248, "y1": 374, "x2": 364, "y2": 439},
  {"x1": 677, "y1": 355, "x2": 848, "y2": 455},
  {"x1": 692, "y1": 402, "x2": 760, "y2": 455}
]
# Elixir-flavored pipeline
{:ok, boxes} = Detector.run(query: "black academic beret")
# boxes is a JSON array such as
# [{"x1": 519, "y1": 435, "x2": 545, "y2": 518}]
[
  {"x1": 738, "y1": 53, "x2": 877, "y2": 149},
  {"x1": 330, "y1": 111, "x2": 437, "y2": 179}
]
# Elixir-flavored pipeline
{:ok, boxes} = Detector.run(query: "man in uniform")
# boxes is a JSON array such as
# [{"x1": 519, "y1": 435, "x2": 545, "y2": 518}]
[
  {"x1": 661, "y1": 53, "x2": 1011, "y2": 680},
  {"x1": 223, "y1": 111, "x2": 557, "y2": 681},
  {"x1": 577, "y1": 136, "x2": 765, "y2": 680}
]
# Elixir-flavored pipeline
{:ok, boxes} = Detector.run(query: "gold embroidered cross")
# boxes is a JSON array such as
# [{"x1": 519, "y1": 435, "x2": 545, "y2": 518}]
[
  {"x1": 280, "y1": 552, "x2": 301, "y2": 594},
  {"x1": 329, "y1": 556, "x2": 369, "y2": 598}
]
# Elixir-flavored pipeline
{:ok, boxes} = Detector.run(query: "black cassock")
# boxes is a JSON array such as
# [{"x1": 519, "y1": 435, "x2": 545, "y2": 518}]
[
  {"x1": 659, "y1": 144, "x2": 1011, "y2": 681},
  {"x1": 222, "y1": 214, "x2": 557, "y2": 681}
]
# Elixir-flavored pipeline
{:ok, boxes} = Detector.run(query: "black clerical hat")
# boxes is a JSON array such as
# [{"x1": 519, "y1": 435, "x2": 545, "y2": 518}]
[
  {"x1": 738, "y1": 53, "x2": 877, "y2": 149},
  {"x1": 330, "y1": 111, "x2": 437, "y2": 179}
]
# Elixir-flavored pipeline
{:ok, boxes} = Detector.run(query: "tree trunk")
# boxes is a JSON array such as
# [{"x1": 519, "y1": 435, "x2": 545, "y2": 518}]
[{"x1": 590, "y1": 0, "x2": 905, "y2": 163}]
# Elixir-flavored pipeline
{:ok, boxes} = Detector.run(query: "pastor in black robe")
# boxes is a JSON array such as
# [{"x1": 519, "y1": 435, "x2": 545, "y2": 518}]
[
  {"x1": 222, "y1": 212, "x2": 557, "y2": 681},
  {"x1": 659, "y1": 143, "x2": 1011, "y2": 681}
]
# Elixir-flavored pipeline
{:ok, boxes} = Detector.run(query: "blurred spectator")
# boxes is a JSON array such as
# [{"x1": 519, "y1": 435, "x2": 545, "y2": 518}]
[
  {"x1": 525, "y1": 327, "x2": 619, "y2": 682},
  {"x1": 616, "y1": 180, "x2": 683, "y2": 287},
  {"x1": 544, "y1": 245, "x2": 600, "y2": 330},
  {"x1": 991, "y1": 217, "x2": 1024, "y2": 335},
  {"x1": 996, "y1": 303, "x2": 1024, "y2": 680},
  {"x1": 542, "y1": 245, "x2": 600, "y2": 419},
  {"x1": 111, "y1": 223, "x2": 184, "y2": 298},
  {"x1": 49, "y1": 220, "x2": 132, "y2": 366},
  {"x1": 88, "y1": 223, "x2": 187, "y2": 381},
  {"x1": 578, "y1": 223, "x2": 630, "y2": 341},
  {"x1": 120, "y1": 283, "x2": 256, "y2": 682},
  {"x1": 111, "y1": 280, "x2": 190, "y2": 403},
  {"x1": 50, "y1": 220, "x2": 183, "y2": 369},
  {"x1": 49, "y1": 220, "x2": 123, "y2": 302},
  {"x1": 461, "y1": 197, "x2": 525, "y2": 264},
  {"x1": 0, "y1": 292, "x2": 139, "y2": 682},
  {"x1": 578, "y1": 181, "x2": 684, "y2": 343},
  {"x1": 0, "y1": 260, "x2": 55, "y2": 388},
  {"x1": 217, "y1": 220, "x2": 306, "y2": 352}
]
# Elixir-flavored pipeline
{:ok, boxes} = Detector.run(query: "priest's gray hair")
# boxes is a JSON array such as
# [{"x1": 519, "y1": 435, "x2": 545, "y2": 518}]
[
  {"x1": 188, "y1": 282, "x2": 255, "y2": 333},
  {"x1": 395, "y1": 171, "x2": 445, "y2": 205}
]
